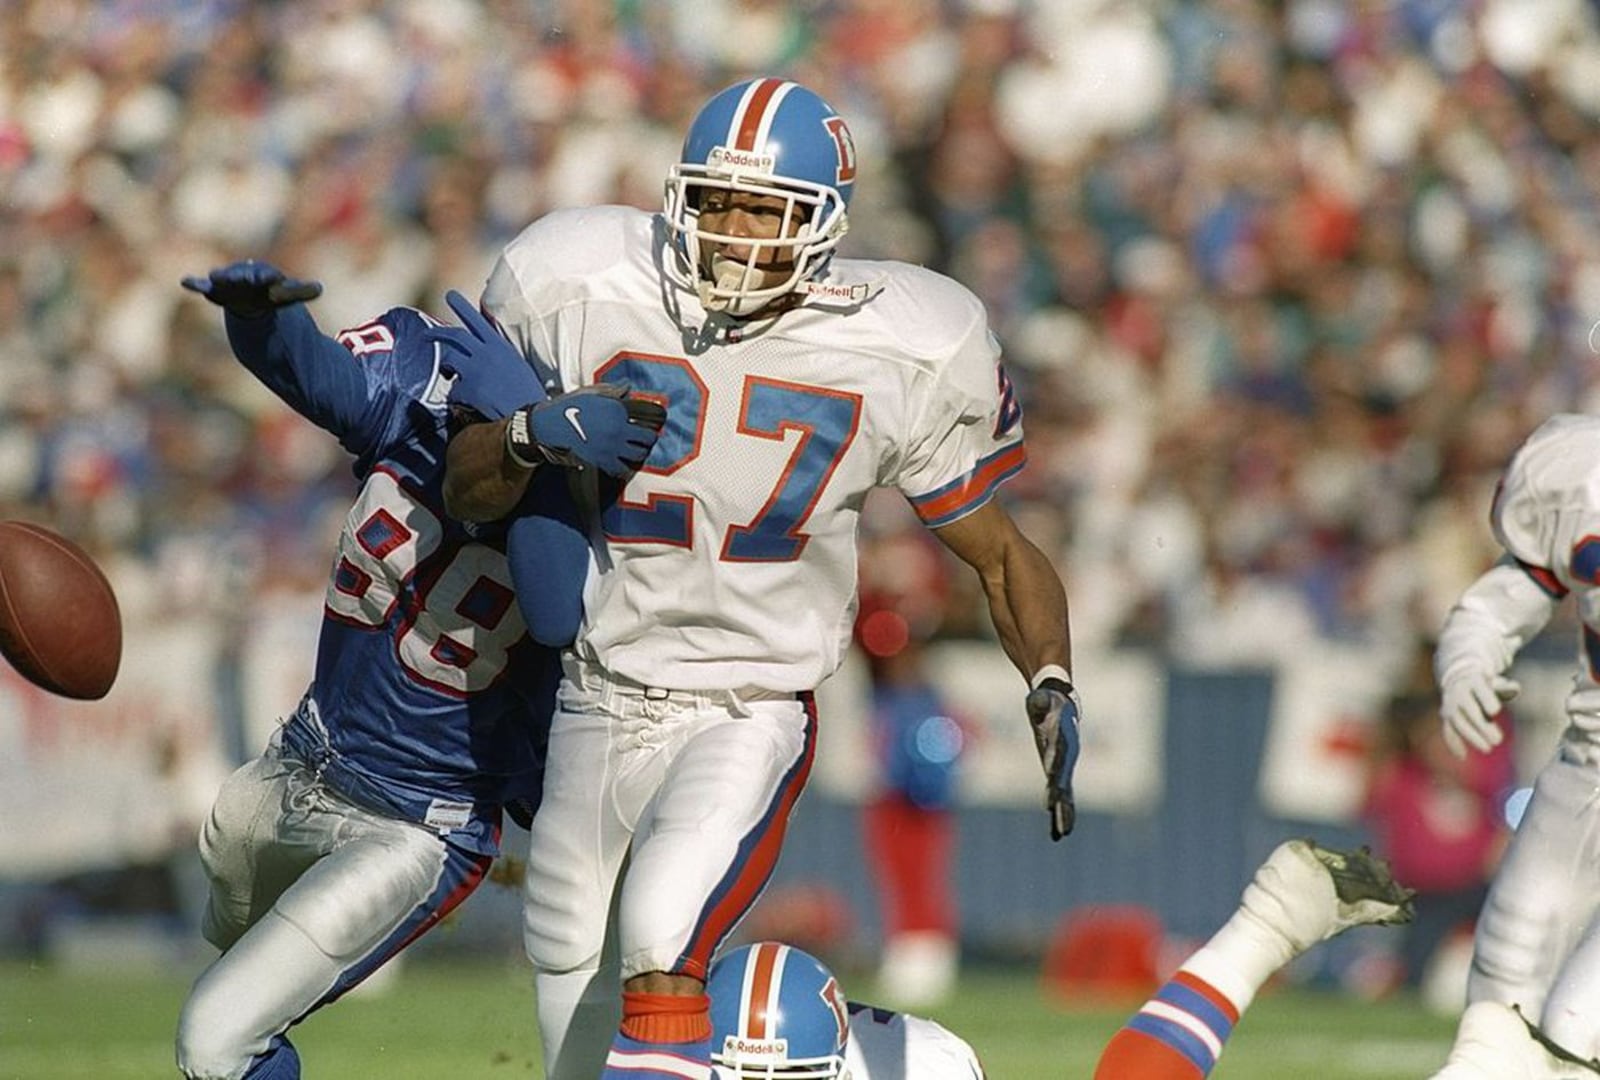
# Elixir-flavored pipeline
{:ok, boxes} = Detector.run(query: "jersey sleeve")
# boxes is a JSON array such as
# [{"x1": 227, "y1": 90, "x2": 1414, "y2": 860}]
[
  {"x1": 225, "y1": 304, "x2": 448, "y2": 466},
  {"x1": 889, "y1": 319, "x2": 1026, "y2": 530},
  {"x1": 1489, "y1": 443, "x2": 1569, "y2": 599}
]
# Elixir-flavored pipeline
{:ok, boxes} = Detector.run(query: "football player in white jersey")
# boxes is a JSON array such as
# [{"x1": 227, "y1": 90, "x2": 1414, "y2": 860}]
[
  {"x1": 443, "y1": 78, "x2": 1082, "y2": 1080},
  {"x1": 707, "y1": 838, "x2": 1415, "y2": 1080},
  {"x1": 1422, "y1": 413, "x2": 1600, "y2": 1077}
]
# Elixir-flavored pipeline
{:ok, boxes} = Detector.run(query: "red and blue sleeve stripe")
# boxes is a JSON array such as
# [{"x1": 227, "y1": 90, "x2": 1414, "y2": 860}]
[
  {"x1": 1516, "y1": 558, "x2": 1568, "y2": 599},
  {"x1": 908, "y1": 442, "x2": 1027, "y2": 529}
]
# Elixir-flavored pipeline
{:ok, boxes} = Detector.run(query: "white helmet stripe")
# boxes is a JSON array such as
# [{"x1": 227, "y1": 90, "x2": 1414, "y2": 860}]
[
  {"x1": 750, "y1": 82, "x2": 796, "y2": 154},
  {"x1": 738, "y1": 941, "x2": 790, "y2": 1039}
]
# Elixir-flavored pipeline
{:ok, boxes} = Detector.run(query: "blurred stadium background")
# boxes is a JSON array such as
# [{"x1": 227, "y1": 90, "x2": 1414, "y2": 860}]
[{"x1": 5, "y1": 0, "x2": 1600, "y2": 1075}]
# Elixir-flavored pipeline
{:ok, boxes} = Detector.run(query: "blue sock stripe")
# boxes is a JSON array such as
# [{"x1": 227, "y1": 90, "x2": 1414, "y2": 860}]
[
  {"x1": 601, "y1": 1033, "x2": 712, "y2": 1080},
  {"x1": 1127, "y1": 1013, "x2": 1216, "y2": 1074},
  {"x1": 1155, "y1": 982, "x2": 1235, "y2": 1040}
]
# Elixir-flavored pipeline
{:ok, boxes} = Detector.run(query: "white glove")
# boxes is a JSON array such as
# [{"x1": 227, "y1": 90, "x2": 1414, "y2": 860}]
[{"x1": 1439, "y1": 670, "x2": 1520, "y2": 758}]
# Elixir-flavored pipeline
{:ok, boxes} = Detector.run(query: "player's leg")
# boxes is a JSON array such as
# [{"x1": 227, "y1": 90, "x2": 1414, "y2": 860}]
[
  {"x1": 176, "y1": 775, "x2": 488, "y2": 1079},
  {"x1": 522, "y1": 693, "x2": 640, "y2": 1080},
  {"x1": 1464, "y1": 745, "x2": 1600, "y2": 1015},
  {"x1": 192, "y1": 748, "x2": 318, "y2": 952},
  {"x1": 1525, "y1": 890, "x2": 1600, "y2": 1067},
  {"x1": 1429, "y1": 1000, "x2": 1600, "y2": 1079},
  {"x1": 600, "y1": 693, "x2": 817, "y2": 1080},
  {"x1": 1092, "y1": 840, "x2": 1413, "y2": 1080}
]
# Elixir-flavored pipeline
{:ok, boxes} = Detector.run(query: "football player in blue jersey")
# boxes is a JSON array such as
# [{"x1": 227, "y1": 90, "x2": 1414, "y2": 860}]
[{"x1": 172, "y1": 261, "x2": 664, "y2": 1080}]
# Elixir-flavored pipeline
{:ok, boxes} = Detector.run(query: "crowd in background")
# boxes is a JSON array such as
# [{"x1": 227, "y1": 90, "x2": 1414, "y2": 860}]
[{"x1": 6, "y1": 0, "x2": 1600, "y2": 680}]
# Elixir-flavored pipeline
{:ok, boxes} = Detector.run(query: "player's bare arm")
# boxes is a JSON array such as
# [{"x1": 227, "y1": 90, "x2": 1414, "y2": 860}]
[
  {"x1": 933, "y1": 498, "x2": 1081, "y2": 840},
  {"x1": 443, "y1": 386, "x2": 666, "y2": 523},
  {"x1": 930, "y1": 499, "x2": 1071, "y2": 678},
  {"x1": 443, "y1": 416, "x2": 534, "y2": 522}
]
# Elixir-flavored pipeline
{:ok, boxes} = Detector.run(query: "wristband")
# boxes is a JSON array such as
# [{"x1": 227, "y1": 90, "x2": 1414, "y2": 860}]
[
  {"x1": 504, "y1": 409, "x2": 542, "y2": 470},
  {"x1": 1030, "y1": 664, "x2": 1073, "y2": 692}
]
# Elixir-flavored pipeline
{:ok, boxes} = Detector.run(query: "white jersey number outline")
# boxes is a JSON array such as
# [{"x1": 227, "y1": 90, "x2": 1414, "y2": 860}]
[{"x1": 325, "y1": 467, "x2": 523, "y2": 696}]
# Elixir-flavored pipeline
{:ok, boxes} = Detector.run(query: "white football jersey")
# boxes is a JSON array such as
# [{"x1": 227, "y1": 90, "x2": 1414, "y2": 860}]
[
  {"x1": 844, "y1": 1004, "x2": 987, "y2": 1080},
  {"x1": 1486, "y1": 413, "x2": 1600, "y2": 720},
  {"x1": 484, "y1": 205, "x2": 1025, "y2": 691}
]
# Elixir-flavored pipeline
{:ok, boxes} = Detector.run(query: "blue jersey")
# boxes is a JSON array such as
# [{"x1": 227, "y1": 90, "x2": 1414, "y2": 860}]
[{"x1": 225, "y1": 303, "x2": 570, "y2": 856}]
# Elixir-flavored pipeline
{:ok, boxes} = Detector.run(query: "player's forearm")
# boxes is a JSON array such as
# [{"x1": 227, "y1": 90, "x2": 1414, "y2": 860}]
[
  {"x1": 443, "y1": 419, "x2": 536, "y2": 523},
  {"x1": 1435, "y1": 559, "x2": 1558, "y2": 684},
  {"x1": 224, "y1": 304, "x2": 370, "y2": 436},
  {"x1": 982, "y1": 533, "x2": 1073, "y2": 683}
]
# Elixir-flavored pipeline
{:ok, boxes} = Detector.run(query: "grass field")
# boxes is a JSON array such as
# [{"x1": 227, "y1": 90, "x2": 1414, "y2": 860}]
[{"x1": 0, "y1": 958, "x2": 1461, "y2": 1079}]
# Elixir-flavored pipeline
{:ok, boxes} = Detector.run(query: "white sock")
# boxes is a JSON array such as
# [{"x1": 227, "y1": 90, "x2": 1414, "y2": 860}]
[
  {"x1": 536, "y1": 964, "x2": 621, "y2": 1080},
  {"x1": 1178, "y1": 906, "x2": 1297, "y2": 1015}
]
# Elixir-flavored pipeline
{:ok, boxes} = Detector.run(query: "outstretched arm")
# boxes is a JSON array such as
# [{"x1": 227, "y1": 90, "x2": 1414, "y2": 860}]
[{"x1": 183, "y1": 262, "x2": 376, "y2": 443}]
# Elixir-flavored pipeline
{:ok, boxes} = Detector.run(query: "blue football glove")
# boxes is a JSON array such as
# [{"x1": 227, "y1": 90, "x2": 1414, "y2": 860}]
[
  {"x1": 181, "y1": 260, "x2": 322, "y2": 317},
  {"x1": 425, "y1": 289, "x2": 546, "y2": 421},
  {"x1": 505, "y1": 385, "x2": 667, "y2": 478},
  {"x1": 1025, "y1": 676, "x2": 1081, "y2": 841}
]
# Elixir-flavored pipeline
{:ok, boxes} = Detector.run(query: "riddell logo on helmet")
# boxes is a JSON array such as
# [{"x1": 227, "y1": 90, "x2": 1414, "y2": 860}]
[
  {"x1": 722, "y1": 1036, "x2": 788, "y2": 1060},
  {"x1": 710, "y1": 146, "x2": 776, "y2": 173}
]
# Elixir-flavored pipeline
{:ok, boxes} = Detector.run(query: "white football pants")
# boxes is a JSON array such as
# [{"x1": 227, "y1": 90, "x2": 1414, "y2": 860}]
[
  {"x1": 523, "y1": 663, "x2": 817, "y2": 1080},
  {"x1": 175, "y1": 740, "x2": 489, "y2": 1079},
  {"x1": 1467, "y1": 735, "x2": 1600, "y2": 1060}
]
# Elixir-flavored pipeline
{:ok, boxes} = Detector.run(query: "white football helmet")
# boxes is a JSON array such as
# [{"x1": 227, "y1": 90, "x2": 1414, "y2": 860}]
[{"x1": 664, "y1": 78, "x2": 856, "y2": 316}]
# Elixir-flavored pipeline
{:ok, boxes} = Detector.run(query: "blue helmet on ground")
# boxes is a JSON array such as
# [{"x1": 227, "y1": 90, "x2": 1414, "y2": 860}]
[{"x1": 707, "y1": 941, "x2": 851, "y2": 1078}]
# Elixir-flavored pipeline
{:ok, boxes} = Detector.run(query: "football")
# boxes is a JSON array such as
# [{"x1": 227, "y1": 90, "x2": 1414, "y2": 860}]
[{"x1": 0, "y1": 521, "x2": 122, "y2": 699}]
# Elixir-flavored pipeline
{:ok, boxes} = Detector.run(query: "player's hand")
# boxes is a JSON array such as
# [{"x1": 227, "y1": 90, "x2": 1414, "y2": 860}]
[
  {"x1": 1025, "y1": 676, "x2": 1081, "y2": 842},
  {"x1": 1440, "y1": 669, "x2": 1519, "y2": 758},
  {"x1": 181, "y1": 260, "x2": 322, "y2": 317},
  {"x1": 505, "y1": 385, "x2": 667, "y2": 478},
  {"x1": 426, "y1": 289, "x2": 546, "y2": 421}
]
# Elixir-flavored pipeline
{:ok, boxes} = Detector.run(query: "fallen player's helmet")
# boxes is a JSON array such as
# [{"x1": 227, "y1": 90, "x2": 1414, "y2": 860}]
[
  {"x1": 708, "y1": 941, "x2": 851, "y2": 1079},
  {"x1": 664, "y1": 78, "x2": 855, "y2": 315}
]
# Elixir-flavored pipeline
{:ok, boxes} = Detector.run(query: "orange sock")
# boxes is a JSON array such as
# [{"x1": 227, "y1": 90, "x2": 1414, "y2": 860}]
[
  {"x1": 1094, "y1": 1029, "x2": 1207, "y2": 1080},
  {"x1": 1092, "y1": 971, "x2": 1238, "y2": 1079},
  {"x1": 619, "y1": 991, "x2": 712, "y2": 1044}
]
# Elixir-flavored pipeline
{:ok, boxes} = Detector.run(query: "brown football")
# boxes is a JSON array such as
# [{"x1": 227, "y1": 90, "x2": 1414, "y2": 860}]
[{"x1": 0, "y1": 521, "x2": 122, "y2": 699}]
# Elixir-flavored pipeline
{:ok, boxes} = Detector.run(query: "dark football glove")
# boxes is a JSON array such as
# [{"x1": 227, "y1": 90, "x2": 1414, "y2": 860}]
[
  {"x1": 1026, "y1": 676, "x2": 1082, "y2": 842},
  {"x1": 425, "y1": 289, "x2": 546, "y2": 421},
  {"x1": 505, "y1": 384, "x2": 667, "y2": 478},
  {"x1": 181, "y1": 260, "x2": 322, "y2": 317}
]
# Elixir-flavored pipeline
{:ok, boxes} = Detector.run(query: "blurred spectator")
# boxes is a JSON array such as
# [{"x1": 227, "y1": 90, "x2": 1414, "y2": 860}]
[
  {"x1": 1364, "y1": 648, "x2": 1514, "y2": 993},
  {"x1": 856, "y1": 513, "x2": 966, "y2": 1009}
]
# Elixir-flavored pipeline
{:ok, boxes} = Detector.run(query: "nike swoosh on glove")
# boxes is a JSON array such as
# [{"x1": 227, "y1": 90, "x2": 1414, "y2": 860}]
[
  {"x1": 505, "y1": 384, "x2": 666, "y2": 477},
  {"x1": 1025, "y1": 676, "x2": 1082, "y2": 842}
]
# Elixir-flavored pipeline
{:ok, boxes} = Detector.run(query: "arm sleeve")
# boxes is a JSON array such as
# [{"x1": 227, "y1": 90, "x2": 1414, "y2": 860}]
[
  {"x1": 223, "y1": 304, "x2": 389, "y2": 457},
  {"x1": 892, "y1": 325, "x2": 1027, "y2": 529},
  {"x1": 1434, "y1": 559, "x2": 1560, "y2": 686},
  {"x1": 505, "y1": 468, "x2": 591, "y2": 647}
]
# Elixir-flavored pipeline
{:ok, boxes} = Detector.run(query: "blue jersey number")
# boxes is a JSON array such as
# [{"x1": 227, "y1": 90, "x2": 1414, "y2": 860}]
[{"x1": 595, "y1": 354, "x2": 861, "y2": 562}]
